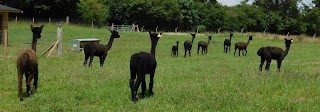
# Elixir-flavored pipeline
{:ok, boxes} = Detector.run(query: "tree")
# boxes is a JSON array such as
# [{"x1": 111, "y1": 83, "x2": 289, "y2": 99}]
[{"x1": 77, "y1": 0, "x2": 109, "y2": 26}]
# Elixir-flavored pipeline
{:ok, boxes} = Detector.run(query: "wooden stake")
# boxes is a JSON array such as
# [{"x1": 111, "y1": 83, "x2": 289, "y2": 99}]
[
  {"x1": 57, "y1": 26, "x2": 62, "y2": 56},
  {"x1": 47, "y1": 40, "x2": 59, "y2": 57},
  {"x1": 4, "y1": 30, "x2": 7, "y2": 60}
]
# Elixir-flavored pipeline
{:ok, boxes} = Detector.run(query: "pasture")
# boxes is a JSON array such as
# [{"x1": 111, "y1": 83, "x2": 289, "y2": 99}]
[{"x1": 1, "y1": 22, "x2": 320, "y2": 111}]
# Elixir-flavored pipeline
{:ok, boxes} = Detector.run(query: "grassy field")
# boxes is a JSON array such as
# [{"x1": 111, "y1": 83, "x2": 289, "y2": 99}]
[{"x1": 1, "y1": 22, "x2": 320, "y2": 111}]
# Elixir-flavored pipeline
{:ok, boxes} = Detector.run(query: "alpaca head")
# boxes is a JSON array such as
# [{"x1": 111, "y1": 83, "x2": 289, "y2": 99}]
[
  {"x1": 176, "y1": 41, "x2": 179, "y2": 44},
  {"x1": 285, "y1": 38, "x2": 293, "y2": 48},
  {"x1": 110, "y1": 30, "x2": 120, "y2": 38},
  {"x1": 230, "y1": 33, "x2": 233, "y2": 37},
  {"x1": 249, "y1": 36, "x2": 253, "y2": 40},
  {"x1": 190, "y1": 33, "x2": 196, "y2": 39},
  {"x1": 208, "y1": 36, "x2": 212, "y2": 40},
  {"x1": 148, "y1": 31, "x2": 162, "y2": 45},
  {"x1": 31, "y1": 25, "x2": 44, "y2": 39}
]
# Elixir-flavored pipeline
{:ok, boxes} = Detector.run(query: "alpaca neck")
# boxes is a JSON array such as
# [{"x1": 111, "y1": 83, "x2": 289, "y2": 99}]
[
  {"x1": 283, "y1": 46, "x2": 290, "y2": 57},
  {"x1": 207, "y1": 39, "x2": 211, "y2": 45},
  {"x1": 151, "y1": 42, "x2": 157, "y2": 57},
  {"x1": 31, "y1": 37, "x2": 38, "y2": 52},
  {"x1": 105, "y1": 37, "x2": 115, "y2": 50},
  {"x1": 246, "y1": 40, "x2": 250, "y2": 46},
  {"x1": 229, "y1": 36, "x2": 232, "y2": 41},
  {"x1": 176, "y1": 42, "x2": 179, "y2": 47},
  {"x1": 191, "y1": 37, "x2": 195, "y2": 44}
]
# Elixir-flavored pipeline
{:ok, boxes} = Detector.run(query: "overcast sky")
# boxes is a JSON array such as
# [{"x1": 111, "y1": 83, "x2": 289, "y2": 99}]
[{"x1": 216, "y1": 0, "x2": 313, "y2": 6}]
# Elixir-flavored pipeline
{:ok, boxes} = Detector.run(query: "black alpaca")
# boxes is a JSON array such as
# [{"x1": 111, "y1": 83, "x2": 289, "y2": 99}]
[
  {"x1": 16, "y1": 25, "x2": 44, "y2": 101},
  {"x1": 257, "y1": 38, "x2": 293, "y2": 71},
  {"x1": 234, "y1": 36, "x2": 253, "y2": 56},
  {"x1": 171, "y1": 41, "x2": 179, "y2": 57},
  {"x1": 184, "y1": 33, "x2": 196, "y2": 57},
  {"x1": 197, "y1": 35, "x2": 212, "y2": 54},
  {"x1": 83, "y1": 30, "x2": 120, "y2": 67},
  {"x1": 224, "y1": 33, "x2": 233, "y2": 53},
  {"x1": 129, "y1": 31, "x2": 162, "y2": 102}
]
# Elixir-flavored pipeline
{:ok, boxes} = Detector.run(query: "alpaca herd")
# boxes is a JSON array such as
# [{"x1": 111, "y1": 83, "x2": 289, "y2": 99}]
[{"x1": 15, "y1": 25, "x2": 294, "y2": 103}]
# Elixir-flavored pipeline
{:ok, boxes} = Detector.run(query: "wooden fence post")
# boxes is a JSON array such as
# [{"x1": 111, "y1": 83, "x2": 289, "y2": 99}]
[
  {"x1": 49, "y1": 18, "x2": 51, "y2": 24},
  {"x1": 57, "y1": 26, "x2": 63, "y2": 56},
  {"x1": 15, "y1": 16, "x2": 18, "y2": 22},
  {"x1": 175, "y1": 27, "x2": 178, "y2": 33},
  {"x1": 32, "y1": 18, "x2": 35, "y2": 25},
  {"x1": 66, "y1": 16, "x2": 69, "y2": 24},
  {"x1": 4, "y1": 30, "x2": 7, "y2": 60},
  {"x1": 217, "y1": 27, "x2": 221, "y2": 34},
  {"x1": 91, "y1": 21, "x2": 94, "y2": 28},
  {"x1": 156, "y1": 26, "x2": 158, "y2": 33},
  {"x1": 313, "y1": 33, "x2": 316, "y2": 39}
]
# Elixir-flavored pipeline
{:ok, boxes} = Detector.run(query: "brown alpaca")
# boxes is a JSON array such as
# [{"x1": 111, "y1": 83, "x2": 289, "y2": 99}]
[
  {"x1": 234, "y1": 36, "x2": 253, "y2": 56},
  {"x1": 197, "y1": 35, "x2": 212, "y2": 54},
  {"x1": 16, "y1": 25, "x2": 43, "y2": 101}
]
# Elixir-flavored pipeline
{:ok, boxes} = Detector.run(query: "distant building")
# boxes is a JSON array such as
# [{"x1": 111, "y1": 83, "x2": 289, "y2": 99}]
[{"x1": 0, "y1": 4, "x2": 22, "y2": 44}]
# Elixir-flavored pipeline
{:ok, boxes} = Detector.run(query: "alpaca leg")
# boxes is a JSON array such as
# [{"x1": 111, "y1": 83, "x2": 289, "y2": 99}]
[
  {"x1": 149, "y1": 73, "x2": 154, "y2": 96},
  {"x1": 205, "y1": 48, "x2": 207, "y2": 54},
  {"x1": 265, "y1": 59, "x2": 271, "y2": 71},
  {"x1": 177, "y1": 49, "x2": 179, "y2": 57},
  {"x1": 228, "y1": 46, "x2": 231, "y2": 53},
  {"x1": 238, "y1": 49, "x2": 241, "y2": 56},
  {"x1": 259, "y1": 58, "x2": 265, "y2": 71},
  {"x1": 184, "y1": 49, "x2": 187, "y2": 57},
  {"x1": 99, "y1": 56, "x2": 106, "y2": 67},
  {"x1": 277, "y1": 60, "x2": 282, "y2": 72},
  {"x1": 129, "y1": 70, "x2": 136, "y2": 93},
  {"x1": 224, "y1": 45, "x2": 226, "y2": 53},
  {"x1": 188, "y1": 49, "x2": 191, "y2": 57},
  {"x1": 18, "y1": 72, "x2": 23, "y2": 101},
  {"x1": 132, "y1": 75, "x2": 143, "y2": 102},
  {"x1": 83, "y1": 54, "x2": 89, "y2": 66},
  {"x1": 234, "y1": 47, "x2": 237, "y2": 56},
  {"x1": 88, "y1": 55, "x2": 94, "y2": 67},
  {"x1": 171, "y1": 51, "x2": 173, "y2": 57},
  {"x1": 32, "y1": 67, "x2": 38, "y2": 94},
  {"x1": 176, "y1": 49, "x2": 179, "y2": 57},
  {"x1": 141, "y1": 78, "x2": 146, "y2": 98},
  {"x1": 26, "y1": 74, "x2": 34, "y2": 97},
  {"x1": 244, "y1": 49, "x2": 247, "y2": 56},
  {"x1": 197, "y1": 46, "x2": 199, "y2": 54}
]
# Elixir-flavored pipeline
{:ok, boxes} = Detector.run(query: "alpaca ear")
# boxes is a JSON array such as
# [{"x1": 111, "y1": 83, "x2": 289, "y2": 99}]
[{"x1": 109, "y1": 30, "x2": 113, "y2": 33}]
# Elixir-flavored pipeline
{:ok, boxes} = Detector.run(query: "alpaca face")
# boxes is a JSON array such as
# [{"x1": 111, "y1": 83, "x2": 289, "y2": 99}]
[
  {"x1": 208, "y1": 36, "x2": 212, "y2": 40},
  {"x1": 110, "y1": 30, "x2": 120, "y2": 38},
  {"x1": 230, "y1": 33, "x2": 233, "y2": 37},
  {"x1": 285, "y1": 38, "x2": 293, "y2": 48},
  {"x1": 30, "y1": 25, "x2": 44, "y2": 39},
  {"x1": 149, "y1": 31, "x2": 161, "y2": 45},
  {"x1": 249, "y1": 36, "x2": 253, "y2": 40},
  {"x1": 190, "y1": 33, "x2": 196, "y2": 39}
]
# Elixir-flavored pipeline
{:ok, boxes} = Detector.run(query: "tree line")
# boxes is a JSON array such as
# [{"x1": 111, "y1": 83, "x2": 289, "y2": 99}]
[{"x1": 3, "y1": 0, "x2": 320, "y2": 35}]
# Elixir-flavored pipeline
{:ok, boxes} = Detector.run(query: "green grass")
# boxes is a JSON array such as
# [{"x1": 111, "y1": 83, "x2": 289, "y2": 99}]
[{"x1": 1, "y1": 22, "x2": 320, "y2": 111}]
